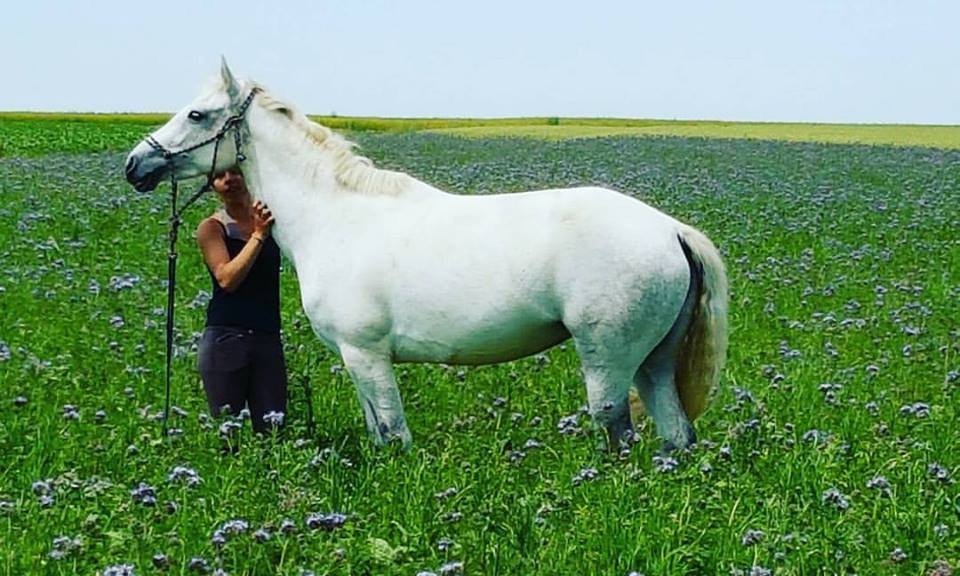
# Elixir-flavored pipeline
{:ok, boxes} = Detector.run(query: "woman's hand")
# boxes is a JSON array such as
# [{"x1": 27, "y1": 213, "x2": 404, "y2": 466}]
[{"x1": 251, "y1": 200, "x2": 274, "y2": 240}]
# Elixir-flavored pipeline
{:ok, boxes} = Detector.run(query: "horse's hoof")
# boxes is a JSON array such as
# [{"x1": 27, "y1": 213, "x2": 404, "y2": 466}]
[{"x1": 374, "y1": 424, "x2": 412, "y2": 451}]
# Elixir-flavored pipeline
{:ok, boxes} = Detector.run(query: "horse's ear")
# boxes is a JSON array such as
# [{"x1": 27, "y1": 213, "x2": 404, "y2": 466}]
[{"x1": 220, "y1": 56, "x2": 241, "y2": 100}]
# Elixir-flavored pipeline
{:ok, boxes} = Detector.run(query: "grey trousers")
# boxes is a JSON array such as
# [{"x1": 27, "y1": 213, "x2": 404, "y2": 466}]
[{"x1": 197, "y1": 325, "x2": 288, "y2": 433}]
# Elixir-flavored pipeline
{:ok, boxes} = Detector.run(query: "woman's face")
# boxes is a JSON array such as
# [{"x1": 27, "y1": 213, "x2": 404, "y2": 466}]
[{"x1": 212, "y1": 169, "x2": 248, "y2": 201}]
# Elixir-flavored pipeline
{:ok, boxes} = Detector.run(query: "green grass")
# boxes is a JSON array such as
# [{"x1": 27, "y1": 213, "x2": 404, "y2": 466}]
[
  {"x1": 3, "y1": 113, "x2": 960, "y2": 158},
  {"x1": 0, "y1": 130, "x2": 958, "y2": 575}
]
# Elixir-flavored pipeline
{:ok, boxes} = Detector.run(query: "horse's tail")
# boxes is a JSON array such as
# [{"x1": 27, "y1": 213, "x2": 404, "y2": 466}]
[{"x1": 674, "y1": 224, "x2": 729, "y2": 420}]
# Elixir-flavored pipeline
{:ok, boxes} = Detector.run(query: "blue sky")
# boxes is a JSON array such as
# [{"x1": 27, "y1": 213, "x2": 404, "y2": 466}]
[{"x1": 4, "y1": 0, "x2": 959, "y2": 123}]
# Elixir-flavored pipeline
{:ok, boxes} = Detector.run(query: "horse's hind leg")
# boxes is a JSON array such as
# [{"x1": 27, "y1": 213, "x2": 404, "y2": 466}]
[
  {"x1": 339, "y1": 344, "x2": 412, "y2": 449},
  {"x1": 633, "y1": 256, "x2": 700, "y2": 452},
  {"x1": 583, "y1": 368, "x2": 635, "y2": 449},
  {"x1": 634, "y1": 356, "x2": 695, "y2": 452},
  {"x1": 572, "y1": 337, "x2": 637, "y2": 449}
]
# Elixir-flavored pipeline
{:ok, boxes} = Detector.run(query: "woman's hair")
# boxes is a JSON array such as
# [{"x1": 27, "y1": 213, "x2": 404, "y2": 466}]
[{"x1": 213, "y1": 166, "x2": 244, "y2": 179}]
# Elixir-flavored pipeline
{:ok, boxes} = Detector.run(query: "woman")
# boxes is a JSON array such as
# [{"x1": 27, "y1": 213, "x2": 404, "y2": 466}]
[{"x1": 196, "y1": 167, "x2": 287, "y2": 433}]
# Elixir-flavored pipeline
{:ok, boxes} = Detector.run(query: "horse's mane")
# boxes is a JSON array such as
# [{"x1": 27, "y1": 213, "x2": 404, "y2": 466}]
[{"x1": 245, "y1": 81, "x2": 412, "y2": 195}]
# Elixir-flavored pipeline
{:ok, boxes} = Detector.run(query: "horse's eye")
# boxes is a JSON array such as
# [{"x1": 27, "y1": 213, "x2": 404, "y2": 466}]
[{"x1": 187, "y1": 110, "x2": 204, "y2": 122}]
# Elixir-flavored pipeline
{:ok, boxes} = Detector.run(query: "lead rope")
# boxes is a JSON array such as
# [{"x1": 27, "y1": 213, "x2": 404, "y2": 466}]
[
  {"x1": 157, "y1": 89, "x2": 257, "y2": 437},
  {"x1": 162, "y1": 174, "x2": 212, "y2": 437}
]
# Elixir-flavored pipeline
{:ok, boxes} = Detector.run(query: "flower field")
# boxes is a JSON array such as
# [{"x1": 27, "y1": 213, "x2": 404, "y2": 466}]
[{"x1": 0, "y1": 119, "x2": 958, "y2": 575}]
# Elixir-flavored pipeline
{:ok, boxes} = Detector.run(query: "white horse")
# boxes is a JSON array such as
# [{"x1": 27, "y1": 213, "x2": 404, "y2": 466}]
[{"x1": 126, "y1": 61, "x2": 728, "y2": 451}]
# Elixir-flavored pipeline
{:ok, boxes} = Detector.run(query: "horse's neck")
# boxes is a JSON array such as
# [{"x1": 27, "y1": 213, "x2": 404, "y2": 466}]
[{"x1": 241, "y1": 110, "x2": 341, "y2": 262}]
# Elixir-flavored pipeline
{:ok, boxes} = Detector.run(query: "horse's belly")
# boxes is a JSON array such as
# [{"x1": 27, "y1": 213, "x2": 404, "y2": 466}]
[{"x1": 392, "y1": 319, "x2": 571, "y2": 365}]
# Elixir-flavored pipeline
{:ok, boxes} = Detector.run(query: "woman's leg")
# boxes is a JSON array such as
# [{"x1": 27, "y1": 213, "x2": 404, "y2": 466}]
[
  {"x1": 198, "y1": 326, "x2": 252, "y2": 418},
  {"x1": 247, "y1": 331, "x2": 288, "y2": 433}
]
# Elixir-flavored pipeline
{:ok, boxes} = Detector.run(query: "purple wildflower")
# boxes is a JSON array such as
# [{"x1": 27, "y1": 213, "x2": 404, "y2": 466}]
[
  {"x1": 130, "y1": 483, "x2": 157, "y2": 506},
  {"x1": 928, "y1": 560, "x2": 953, "y2": 576},
  {"x1": 434, "y1": 487, "x2": 458, "y2": 500},
  {"x1": 305, "y1": 512, "x2": 347, "y2": 531},
  {"x1": 557, "y1": 413, "x2": 581, "y2": 436},
  {"x1": 822, "y1": 487, "x2": 850, "y2": 511},
  {"x1": 653, "y1": 455, "x2": 679, "y2": 473},
  {"x1": 32, "y1": 480, "x2": 52, "y2": 495},
  {"x1": 187, "y1": 557, "x2": 210, "y2": 573},
  {"x1": 523, "y1": 438, "x2": 544, "y2": 450},
  {"x1": 109, "y1": 273, "x2": 141, "y2": 291},
  {"x1": 252, "y1": 528, "x2": 271, "y2": 543},
  {"x1": 48, "y1": 535, "x2": 82, "y2": 560},
  {"x1": 219, "y1": 420, "x2": 242, "y2": 437},
  {"x1": 211, "y1": 531, "x2": 226, "y2": 547},
  {"x1": 899, "y1": 402, "x2": 930, "y2": 418},
  {"x1": 802, "y1": 429, "x2": 831, "y2": 445},
  {"x1": 167, "y1": 466, "x2": 202, "y2": 487},
  {"x1": 866, "y1": 476, "x2": 892, "y2": 496},
  {"x1": 220, "y1": 519, "x2": 249, "y2": 536},
  {"x1": 262, "y1": 411, "x2": 285, "y2": 427},
  {"x1": 572, "y1": 467, "x2": 600, "y2": 486},
  {"x1": 13, "y1": 395, "x2": 27, "y2": 406},
  {"x1": 152, "y1": 553, "x2": 169, "y2": 569},
  {"x1": 741, "y1": 529, "x2": 765, "y2": 546},
  {"x1": 890, "y1": 547, "x2": 907, "y2": 563},
  {"x1": 439, "y1": 561, "x2": 464, "y2": 575},
  {"x1": 103, "y1": 564, "x2": 136, "y2": 576}
]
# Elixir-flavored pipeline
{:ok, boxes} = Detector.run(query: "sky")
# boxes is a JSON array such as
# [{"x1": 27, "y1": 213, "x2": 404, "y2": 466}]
[{"x1": 3, "y1": 0, "x2": 959, "y2": 124}]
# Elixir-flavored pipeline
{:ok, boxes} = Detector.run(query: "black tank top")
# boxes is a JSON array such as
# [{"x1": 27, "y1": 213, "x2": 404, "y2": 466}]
[{"x1": 205, "y1": 215, "x2": 281, "y2": 332}]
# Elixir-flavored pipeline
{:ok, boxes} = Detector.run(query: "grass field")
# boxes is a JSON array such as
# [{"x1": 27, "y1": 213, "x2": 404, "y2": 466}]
[
  {"x1": 3, "y1": 113, "x2": 960, "y2": 157},
  {"x1": 0, "y1": 119, "x2": 959, "y2": 575}
]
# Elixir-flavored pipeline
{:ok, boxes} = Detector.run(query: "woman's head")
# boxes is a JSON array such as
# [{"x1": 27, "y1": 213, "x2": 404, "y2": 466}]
[{"x1": 212, "y1": 167, "x2": 249, "y2": 203}]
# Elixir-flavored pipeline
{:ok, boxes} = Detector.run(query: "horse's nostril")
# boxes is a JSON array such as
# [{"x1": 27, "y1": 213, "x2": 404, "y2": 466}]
[{"x1": 125, "y1": 156, "x2": 139, "y2": 180}]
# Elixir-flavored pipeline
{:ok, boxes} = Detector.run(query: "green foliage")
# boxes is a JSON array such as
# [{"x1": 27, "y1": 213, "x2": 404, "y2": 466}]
[
  {"x1": 0, "y1": 133, "x2": 958, "y2": 575},
  {"x1": 4, "y1": 113, "x2": 959, "y2": 159}
]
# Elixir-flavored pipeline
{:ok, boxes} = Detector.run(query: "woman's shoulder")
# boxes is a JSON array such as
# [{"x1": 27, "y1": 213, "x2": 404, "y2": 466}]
[{"x1": 197, "y1": 212, "x2": 227, "y2": 236}]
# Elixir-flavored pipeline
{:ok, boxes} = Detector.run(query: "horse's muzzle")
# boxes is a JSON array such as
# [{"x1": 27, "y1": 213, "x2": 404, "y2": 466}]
[{"x1": 125, "y1": 148, "x2": 168, "y2": 192}]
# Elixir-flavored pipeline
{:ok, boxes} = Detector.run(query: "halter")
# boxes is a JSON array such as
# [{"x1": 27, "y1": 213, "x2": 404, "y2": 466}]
[{"x1": 151, "y1": 89, "x2": 257, "y2": 437}]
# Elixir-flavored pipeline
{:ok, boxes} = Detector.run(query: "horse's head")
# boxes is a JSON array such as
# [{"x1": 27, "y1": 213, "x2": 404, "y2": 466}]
[{"x1": 125, "y1": 58, "x2": 252, "y2": 192}]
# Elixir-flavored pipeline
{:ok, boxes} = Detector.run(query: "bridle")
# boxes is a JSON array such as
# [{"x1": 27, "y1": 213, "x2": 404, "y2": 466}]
[
  {"x1": 146, "y1": 88, "x2": 258, "y2": 197},
  {"x1": 148, "y1": 89, "x2": 257, "y2": 437}
]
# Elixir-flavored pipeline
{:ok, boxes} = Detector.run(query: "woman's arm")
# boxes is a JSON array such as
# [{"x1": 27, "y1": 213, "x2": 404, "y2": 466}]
[
  {"x1": 196, "y1": 201, "x2": 274, "y2": 293},
  {"x1": 196, "y1": 220, "x2": 265, "y2": 293}
]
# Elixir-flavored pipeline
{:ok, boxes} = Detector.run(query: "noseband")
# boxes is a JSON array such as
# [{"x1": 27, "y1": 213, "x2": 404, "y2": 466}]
[{"x1": 149, "y1": 89, "x2": 257, "y2": 437}]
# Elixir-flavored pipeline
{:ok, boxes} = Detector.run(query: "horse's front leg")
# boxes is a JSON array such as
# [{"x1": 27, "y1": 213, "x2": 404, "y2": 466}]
[{"x1": 339, "y1": 343, "x2": 412, "y2": 449}]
